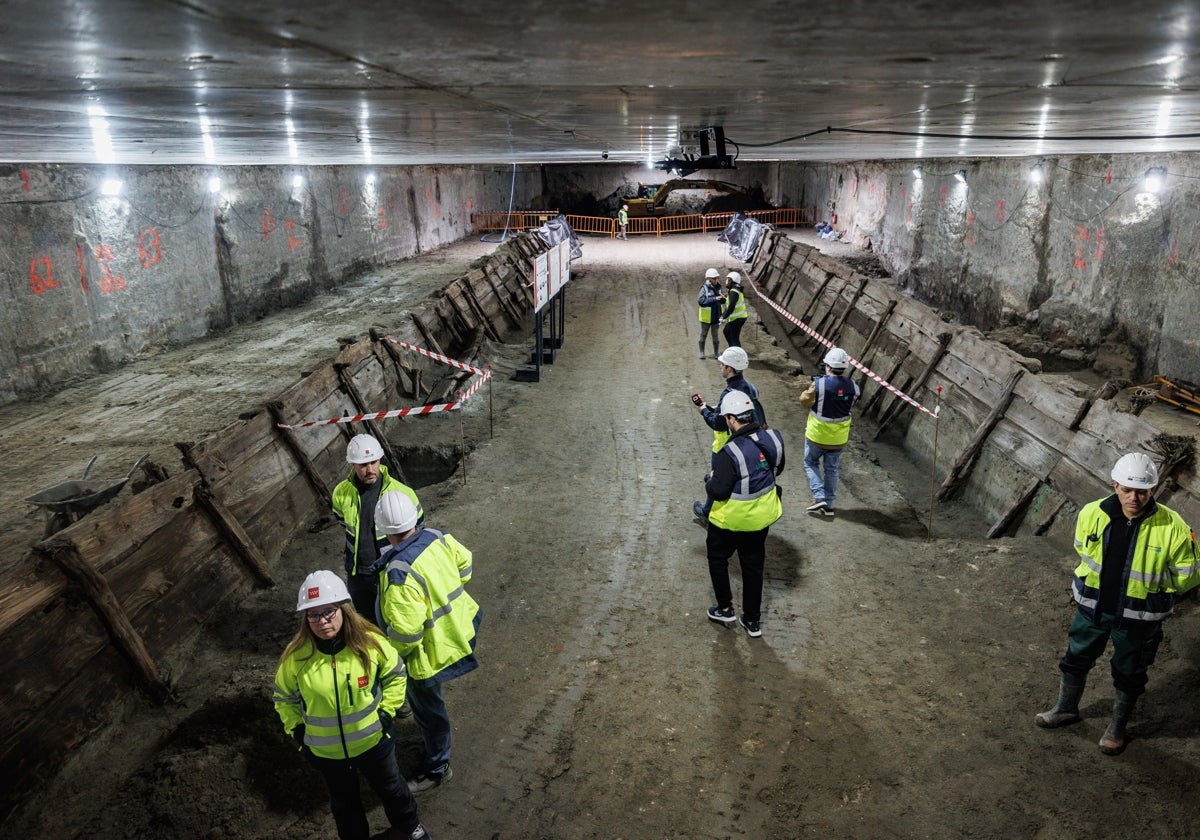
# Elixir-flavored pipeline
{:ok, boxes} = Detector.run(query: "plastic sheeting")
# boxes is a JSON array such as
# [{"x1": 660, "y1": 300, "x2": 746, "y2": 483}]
[
  {"x1": 535, "y1": 214, "x2": 584, "y2": 261},
  {"x1": 718, "y1": 212, "x2": 771, "y2": 263}
]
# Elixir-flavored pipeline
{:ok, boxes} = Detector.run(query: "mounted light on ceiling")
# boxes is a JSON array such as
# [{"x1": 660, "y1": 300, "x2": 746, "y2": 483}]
[
  {"x1": 954, "y1": 170, "x2": 967, "y2": 183},
  {"x1": 208, "y1": 176, "x2": 222, "y2": 194},
  {"x1": 654, "y1": 125, "x2": 735, "y2": 177},
  {"x1": 1144, "y1": 166, "x2": 1166, "y2": 193},
  {"x1": 912, "y1": 166, "x2": 923, "y2": 180},
  {"x1": 100, "y1": 177, "x2": 123, "y2": 197},
  {"x1": 1029, "y1": 163, "x2": 1044, "y2": 184}
]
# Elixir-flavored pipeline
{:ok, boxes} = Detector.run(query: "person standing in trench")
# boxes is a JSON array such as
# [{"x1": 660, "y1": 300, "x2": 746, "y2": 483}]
[
  {"x1": 1035, "y1": 452, "x2": 1199, "y2": 755},
  {"x1": 720, "y1": 271, "x2": 749, "y2": 348}
]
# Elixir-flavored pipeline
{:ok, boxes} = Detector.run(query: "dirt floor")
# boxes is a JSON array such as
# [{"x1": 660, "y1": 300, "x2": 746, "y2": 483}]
[{"x1": 7, "y1": 231, "x2": 1200, "y2": 840}]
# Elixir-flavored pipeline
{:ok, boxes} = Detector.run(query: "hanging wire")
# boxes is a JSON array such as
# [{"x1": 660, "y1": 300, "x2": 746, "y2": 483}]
[{"x1": 480, "y1": 162, "x2": 518, "y2": 243}]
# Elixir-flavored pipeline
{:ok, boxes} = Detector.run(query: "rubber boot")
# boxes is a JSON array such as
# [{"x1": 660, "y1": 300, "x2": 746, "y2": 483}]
[
  {"x1": 1098, "y1": 690, "x2": 1135, "y2": 755},
  {"x1": 1035, "y1": 672, "x2": 1086, "y2": 728},
  {"x1": 698, "y1": 339, "x2": 706, "y2": 359}
]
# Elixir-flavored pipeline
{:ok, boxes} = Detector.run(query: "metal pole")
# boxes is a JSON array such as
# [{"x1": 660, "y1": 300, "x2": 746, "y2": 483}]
[
  {"x1": 458, "y1": 398, "x2": 467, "y2": 486},
  {"x1": 488, "y1": 366, "x2": 494, "y2": 439},
  {"x1": 927, "y1": 385, "x2": 944, "y2": 539}
]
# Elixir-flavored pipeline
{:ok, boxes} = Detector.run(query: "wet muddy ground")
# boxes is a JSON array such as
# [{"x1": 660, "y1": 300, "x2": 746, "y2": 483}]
[{"x1": 7, "y1": 232, "x2": 1200, "y2": 840}]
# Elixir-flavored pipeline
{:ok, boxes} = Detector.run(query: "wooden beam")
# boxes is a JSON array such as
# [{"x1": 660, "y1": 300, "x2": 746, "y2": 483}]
[
  {"x1": 854, "y1": 300, "x2": 898, "y2": 388},
  {"x1": 861, "y1": 352, "x2": 910, "y2": 418},
  {"x1": 1033, "y1": 497, "x2": 1068, "y2": 536},
  {"x1": 937, "y1": 368, "x2": 1025, "y2": 500},
  {"x1": 986, "y1": 477, "x2": 1042, "y2": 538},
  {"x1": 461, "y1": 279, "x2": 504, "y2": 341},
  {"x1": 268, "y1": 401, "x2": 334, "y2": 505},
  {"x1": 335, "y1": 363, "x2": 410, "y2": 486},
  {"x1": 37, "y1": 541, "x2": 175, "y2": 704},
  {"x1": 874, "y1": 332, "x2": 953, "y2": 438},
  {"x1": 826, "y1": 276, "x2": 868, "y2": 347},
  {"x1": 193, "y1": 484, "x2": 276, "y2": 586},
  {"x1": 1068, "y1": 380, "x2": 1121, "y2": 431}
]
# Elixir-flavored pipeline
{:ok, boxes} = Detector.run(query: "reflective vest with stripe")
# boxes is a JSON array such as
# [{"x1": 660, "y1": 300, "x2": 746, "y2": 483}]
[
  {"x1": 709, "y1": 429, "x2": 784, "y2": 531},
  {"x1": 332, "y1": 465, "x2": 424, "y2": 575},
  {"x1": 378, "y1": 528, "x2": 481, "y2": 683},
  {"x1": 1071, "y1": 496, "x2": 1200, "y2": 623},
  {"x1": 272, "y1": 636, "x2": 407, "y2": 760},
  {"x1": 804, "y1": 375, "x2": 861, "y2": 447},
  {"x1": 698, "y1": 283, "x2": 723, "y2": 324},
  {"x1": 707, "y1": 379, "x2": 765, "y2": 454},
  {"x1": 725, "y1": 287, "x2": 748, "y2": 322}
]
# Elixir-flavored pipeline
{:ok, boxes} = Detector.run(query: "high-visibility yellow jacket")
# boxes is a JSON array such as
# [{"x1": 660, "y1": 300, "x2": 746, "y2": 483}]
[
  {"x1": 273, "y1": 635, "x2": 406, "y2": 760},
  {"x1": 708, "y1": 427, "x2": 784, "y2": 532},
  {"x1": 332, "y1": 465, "x2": 423, "y2": 575},
  {"x1": 378, "y1": 528, "x2": 481, "y2": 684},
  {"x1": 723, "y1": 287, "x2": 747, "y2": 322},
  {"x1": 802, "y1": 374, "x2": 861, "y2": 448},
  {"x1": 1072, "y1": 495, "x2": 1200, "y2": 623}
]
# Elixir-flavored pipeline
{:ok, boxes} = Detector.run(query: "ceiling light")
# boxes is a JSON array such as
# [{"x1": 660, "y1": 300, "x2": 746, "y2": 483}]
[
  {"x1": 100, "y1": 177, "x2": 123, "y2": 196},
  {"x1": 912, "y1": 166, "x2": 923, "y2": 179},
  {"x1": 292, "y1": 174, "x2": 304, "y2": 191},
  {"x1": 1144, "y1": 166, "x2": 1166, "y2": 193},
  {"x1": 954, "y1": 170, "x2": 967, "y2": 183},
  {"x1": 208, "y1": 176, "x2": 222, "y2": 193},
  {"x1": 1029, "y1": 163, "x2": 1044, "y2": 184}
]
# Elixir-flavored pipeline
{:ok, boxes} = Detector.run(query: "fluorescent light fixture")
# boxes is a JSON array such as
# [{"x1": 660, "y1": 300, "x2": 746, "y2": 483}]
[
  {"x1": 208, "y1": 176, "x2": 222, "y2": 193},
  {"x1": 912, "y1": 166, "x2": 923, "y2": 179},
  {"x1": 954, "y1": 170, "x2": 967, "y2": 183},
  {"x1": 100, "y1": 177, "x2": 123, "y2": 196},
  {"x1": 1144, "y1": 166, "x2": 1166, "y2": 193}
]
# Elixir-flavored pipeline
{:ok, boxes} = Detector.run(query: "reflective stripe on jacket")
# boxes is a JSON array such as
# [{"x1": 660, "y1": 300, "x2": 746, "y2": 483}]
[
  {"x1": 1071, "y1": 495, "x2": 1200, "y2": 623},
  {"x1": 272, "y1": 636, "x2": 407, "y2": 760},
  {"x1": 332, "y1": 465, "x2": 424, "y2": 575},
  {"x1": 709, "y1": 429, "x2": 784, "y2": 531},
  {"x1": 698, "y1": 282, "x2": 723, "y2": 324},
  {"x1": 378, "y1": 528, "x2": 481, "y2": 683},
  {"x1": 723, "y1": 287, "x2": 747, "y2": 322},
  {"x1": 702, "y1": 376, "x2": 766, "y2": 453},
  {"x1": 803, "y1": 375, "x2": 860, "y2": 447}
]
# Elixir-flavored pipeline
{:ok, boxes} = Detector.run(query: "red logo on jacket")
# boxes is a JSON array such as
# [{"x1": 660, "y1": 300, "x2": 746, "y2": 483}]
[{"x1": 357, "y1": 675, "x2": 369, "y2": 688}]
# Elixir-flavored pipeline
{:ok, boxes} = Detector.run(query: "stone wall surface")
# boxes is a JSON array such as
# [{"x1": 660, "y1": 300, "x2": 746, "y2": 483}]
[
  {"x1": 0, "y1": 163, "x2": 541, "y2": 406},
  {"x1": 795, "y1": 154, "x2": 1200, "y2": 383}
]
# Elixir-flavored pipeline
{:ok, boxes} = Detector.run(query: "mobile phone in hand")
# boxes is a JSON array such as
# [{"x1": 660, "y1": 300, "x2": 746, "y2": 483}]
[{"x1": 690, "y1": 393, "x2": 703, "y2": 407}]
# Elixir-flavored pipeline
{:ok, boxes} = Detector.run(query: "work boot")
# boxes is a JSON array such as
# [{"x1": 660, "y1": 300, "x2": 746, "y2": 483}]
[
  {"x1": 1035, "y1": 672, "x2": 1086, "y2": 728},
  {"x1": 698, "y1": 339, "x2": 706, "y2": 359},
  {"x1": 1098, "y1": 690, "x2": 1136, "y2": 755}
]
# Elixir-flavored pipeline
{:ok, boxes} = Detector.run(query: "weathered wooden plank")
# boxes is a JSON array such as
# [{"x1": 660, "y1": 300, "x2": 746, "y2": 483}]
[
  {"x1": 988, "y1": 418, "x2": 1064, "y2": 479},
  {"x1": 937, "y1": 368, "x2": 1025, "y2": 500},
  {"x1": 0, "y1": 555, "x2": 68, "y2": 634}
]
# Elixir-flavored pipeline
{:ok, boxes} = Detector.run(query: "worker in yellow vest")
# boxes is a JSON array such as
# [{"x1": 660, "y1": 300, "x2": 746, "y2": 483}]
[
  {"x1": 801, "y1": 347, "x2": 861, "y2": 518},
  {"x1": 697, "y1": 268, "x2": 725, "y2": 359}
]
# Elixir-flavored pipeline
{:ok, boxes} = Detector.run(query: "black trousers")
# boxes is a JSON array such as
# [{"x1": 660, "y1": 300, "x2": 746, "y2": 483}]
[
  {"x1": 305, "y1": 737, "x2": 420, "y2": 840},
  {"x1": 706, "y1": 523, "x2": 769, "y2": 621},
  {"x1": 346, "y1": 573, "x2": 379, "y2": 625},
  {"x1": 723, "y1": 317, "x2": 746, "y2": 348}
]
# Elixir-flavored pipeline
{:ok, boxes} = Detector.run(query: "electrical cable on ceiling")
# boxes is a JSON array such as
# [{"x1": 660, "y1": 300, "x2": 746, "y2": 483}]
[{"x1": 729, "y1": 126, "x2": 1200, "y2": 147}]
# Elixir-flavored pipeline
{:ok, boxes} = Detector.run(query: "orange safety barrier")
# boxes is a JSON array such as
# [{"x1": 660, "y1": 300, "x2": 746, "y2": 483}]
[{"x1": 473, "y1": 209, "x2": 816, "y2": 236}]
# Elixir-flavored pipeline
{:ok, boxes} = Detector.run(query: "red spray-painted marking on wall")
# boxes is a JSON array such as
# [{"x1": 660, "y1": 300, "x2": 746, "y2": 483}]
[
  {"x1": 29, "y1": 257, "x2": 55, "y2": 294},
  {"x1": 261, "y1": 208, "x2": 276, "y2": 240},
  {"x1": 77, "y1": 244, "x2": 88, "y2": 294},
  {"x1": 1170, "y1": 231, "x2": 1178, "y2": 265},
  {"x1": 940, "y1": 186, "x2": 948, "y2": 206},
  {"x1": 996, "y1": 199, "x2": 1006, "y2": 223},
  {"x1": 21, "y1": 169, "x2": 30, "y2": 191},
  {"x1": 964, "y1": 210, "x2": 976, "y2": 245},
  {"x1": 378, "y1": 207, "x2": 388, "y2": 230},
  {"x1": 138, "y1": 228, "x2": 162, "y2": 267},
  {"x1": 93, "y1": 244, "x2": 126, "y2": 294},
  {"x1": 284, "y1": 218, "x2": 302, "y2": 250},
  {"x1": 337, "y1": 187, "x2": 350, "y2": 215}
]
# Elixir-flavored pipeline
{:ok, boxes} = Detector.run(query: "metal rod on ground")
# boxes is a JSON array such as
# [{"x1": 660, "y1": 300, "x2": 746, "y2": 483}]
[
  {"x1": 488, "y1": 367, "x2": 494, "y2": 439},
  {"x1": 928, "y1": 385, "x2": 944, "y2": 540}
]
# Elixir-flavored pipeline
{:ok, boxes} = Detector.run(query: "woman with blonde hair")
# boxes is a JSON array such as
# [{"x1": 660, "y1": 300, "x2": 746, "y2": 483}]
[{"x1": 273, "y1": 570, "x2": 430, "y2": 840}]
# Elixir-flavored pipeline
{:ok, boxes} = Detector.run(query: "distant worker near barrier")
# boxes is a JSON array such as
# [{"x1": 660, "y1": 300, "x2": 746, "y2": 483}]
[
  {"x1": 720, "y1": 271, "x2": 748, "y2": 348},
  {"x1": 1035, "y1": 452, "x2": 1200, "y2": 755},
  {"x1": 697, "y1": 268, "x2": 726, "y2": 359},
  {"x1": 691, "y1": 346, "x2": 766, "y2": 524},
  {"x1": 332, "y1": 434, "x2": 425, "y2": 621},
  {"x1": 617, "y1": 204, "x2": 629, "y2": 240},
  {"x1": 703, "y1": 390, "x2": 785, "y2": 639},
  {"x1": 801, "y1": 347, "x2": 861, "y2": 519}
]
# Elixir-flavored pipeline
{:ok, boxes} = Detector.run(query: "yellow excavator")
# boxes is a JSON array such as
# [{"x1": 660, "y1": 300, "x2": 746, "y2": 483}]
[{"x1": 625, "y1": 179, "x2": 749, "y2": 217}]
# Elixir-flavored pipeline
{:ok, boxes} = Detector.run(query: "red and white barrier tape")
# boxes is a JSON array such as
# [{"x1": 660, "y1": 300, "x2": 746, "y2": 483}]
[
  {"x1": 275, "y1": 345, "x2": 494, "y2": 429},
  {"x1": 747, "y1": 278, "x2": 940, "y2": 418},
  {"x1": 386, "y1": 338, "x2": 487, "y2": 376}
]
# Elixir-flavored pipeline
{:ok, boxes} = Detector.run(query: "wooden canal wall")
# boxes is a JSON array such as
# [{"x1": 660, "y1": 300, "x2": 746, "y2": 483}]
[
  {"x1": 747, "y1": 231, "x2": 1200, "y2": 537},
  {"x1": 0, "y1": 232, "x2": 545, "y2": 825}
]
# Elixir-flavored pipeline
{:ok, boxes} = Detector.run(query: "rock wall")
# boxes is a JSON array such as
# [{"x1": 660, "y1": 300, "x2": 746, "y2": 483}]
[
  {"x1": 0, "y1": 163, "x2": 541, "y2": 406},
  {"x1": 777, "y1": 155, "x2": 1200, "y2": 384}
]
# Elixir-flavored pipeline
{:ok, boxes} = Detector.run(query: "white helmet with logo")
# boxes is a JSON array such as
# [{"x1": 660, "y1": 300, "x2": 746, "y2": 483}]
[
  {"x1": 705, "y1": 267, "x2": 720, "y2": 279},
  {"x1": 823, "y1": 347, "x2": 851, "y2": 372},
  {"x1": 717, "y1": 346, "x2": 749, "y2": 371},
  {"x1": 719, "y1": 390, "x2": 755, "y2": 418},
  {"x1": 376, "y1": 490, "x2": 419, "y2": 534},
  {"x1": 296, "y1": 570, "x2": 351, "y2": 612},
  {"x1": 726, "y1": 271, "x2": 743, "y2": 285},
  {"x1": 1110, "y1": 452, "x2": 1159, "y2": 489},
  {"x1": 346, "y1": 434, "x2": 383, "y2": 465}
]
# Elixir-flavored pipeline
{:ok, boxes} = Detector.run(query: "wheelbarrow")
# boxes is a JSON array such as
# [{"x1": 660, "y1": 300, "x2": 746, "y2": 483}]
[{"x1": 24, "y1": 453, "x2": 150, "y2": 537}]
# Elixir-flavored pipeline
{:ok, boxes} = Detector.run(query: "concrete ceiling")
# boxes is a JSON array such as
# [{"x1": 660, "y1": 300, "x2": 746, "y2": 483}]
[{"x1": 3, "y1": 1, "x2": 1200, "y2": 168}]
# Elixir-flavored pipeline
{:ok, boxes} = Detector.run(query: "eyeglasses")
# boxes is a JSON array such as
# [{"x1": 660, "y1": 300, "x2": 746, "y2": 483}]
[{"x1": 306, "y1": 607, "x2": 339, "y2": 624}]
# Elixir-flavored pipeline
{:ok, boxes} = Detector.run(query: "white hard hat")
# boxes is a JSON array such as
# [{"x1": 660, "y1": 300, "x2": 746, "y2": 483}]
[
  {"x1": 346, "y1": 434, "x2": 383, "y2": 465},
  {"x1": 717, "y1": 346, "x2": 749, "y2": 371},
  {"x1": 296, "y1": 570, "x2": 350, "y2": 612},
  {"x1": 823, "y1": 347, "x2": 850, "y2": 371},
  {"x1": 1110, "y1": 452, "x2": 1159, "y2": 489},
  {"x1": 375, "y1": 490, "x2": 419, "y2": 534},
  {"x1": 705, "y1": 267, "x2": 720, "y2": 279},
  {"x1": 726, "y1": 271, "x2": 742, "y2": 285},
  {"x1": 719, "y1": 390, "x2": 755, "y2": 417}
]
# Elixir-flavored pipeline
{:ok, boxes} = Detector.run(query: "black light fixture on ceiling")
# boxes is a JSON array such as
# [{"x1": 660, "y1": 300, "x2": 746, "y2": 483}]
[{"x1": 655, "y1": 126, "x2": 735, "y2": 176}]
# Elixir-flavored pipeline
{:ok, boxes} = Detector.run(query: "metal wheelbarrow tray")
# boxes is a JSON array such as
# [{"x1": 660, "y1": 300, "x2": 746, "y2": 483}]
[{"x1": 24, "y1": 453, "x2": 150, "y2": 534}]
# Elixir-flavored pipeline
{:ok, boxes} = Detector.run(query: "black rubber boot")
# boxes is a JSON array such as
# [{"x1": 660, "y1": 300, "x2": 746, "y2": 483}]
[
  {"x1": 1098, "y1": 690, "x2": 1136, "y2": 755},
  {"x1": 1035, "y1": 672, "x2": 1086, "y2": 728}
]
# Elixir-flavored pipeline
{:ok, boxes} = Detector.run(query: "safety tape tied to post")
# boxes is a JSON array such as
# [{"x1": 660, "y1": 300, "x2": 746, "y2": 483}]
[
  {"x1": 747, "y1": 278, "x2": 940, "y2": 418},
  {"x1": 386, "y1": 338, "x2": 488, "y2": 377},
  {"x1": 276, "y1": 368, "x2": 493, "y2": 430}
]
